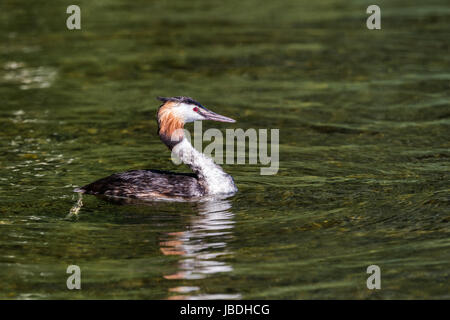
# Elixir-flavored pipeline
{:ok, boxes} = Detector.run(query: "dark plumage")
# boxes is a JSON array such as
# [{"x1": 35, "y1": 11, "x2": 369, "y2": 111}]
[
  {"x1": 157, "y1": 96, "x2": 206, "y2": 109},
  {"x1": 77, "y1": 170, "x2": 205, "y2": 198}
]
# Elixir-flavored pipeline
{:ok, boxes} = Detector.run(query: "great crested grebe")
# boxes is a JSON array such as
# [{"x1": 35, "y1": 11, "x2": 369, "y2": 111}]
[{"x1": 74, "y1": 96, "x2": 238, "y2": 200}]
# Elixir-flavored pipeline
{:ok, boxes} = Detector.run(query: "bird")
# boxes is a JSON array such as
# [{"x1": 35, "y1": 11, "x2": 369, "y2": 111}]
[{"x1": 74, "y1": 96, "x2": 238, "y2": 200}]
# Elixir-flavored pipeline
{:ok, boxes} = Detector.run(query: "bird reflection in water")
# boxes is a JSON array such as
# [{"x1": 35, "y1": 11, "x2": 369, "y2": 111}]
[
  {"x1": 68, "y1": 195, "x2": 240, "y2": 299},
  {"x1": 160, "y1": 199, "x2": 241, "y2": 300}
]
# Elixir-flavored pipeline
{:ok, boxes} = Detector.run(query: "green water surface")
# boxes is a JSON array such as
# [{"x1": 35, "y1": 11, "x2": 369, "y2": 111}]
[{"x1": 0, "y1": 0, "x2": 449, "y2": 299}]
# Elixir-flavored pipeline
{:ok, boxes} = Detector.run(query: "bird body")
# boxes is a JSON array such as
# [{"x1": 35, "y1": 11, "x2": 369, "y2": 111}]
[{"x1": 76, "y1": 97, "x2": 237, "y2": 200}]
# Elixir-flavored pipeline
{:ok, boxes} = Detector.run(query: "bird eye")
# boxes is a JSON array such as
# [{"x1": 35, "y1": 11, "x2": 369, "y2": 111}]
[{"x1": 193, "y1": 107, "x2": 199, "y2": 112}]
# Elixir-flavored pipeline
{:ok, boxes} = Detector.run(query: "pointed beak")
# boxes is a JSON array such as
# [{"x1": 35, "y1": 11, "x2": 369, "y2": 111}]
[{"x1": 201, "y1": 108, "x2": 236, "y2": 123}]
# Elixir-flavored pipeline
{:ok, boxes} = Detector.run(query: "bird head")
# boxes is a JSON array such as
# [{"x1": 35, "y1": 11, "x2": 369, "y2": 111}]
[{"x1": 156, "y1": 96, "x2": 235, "y2": 148}]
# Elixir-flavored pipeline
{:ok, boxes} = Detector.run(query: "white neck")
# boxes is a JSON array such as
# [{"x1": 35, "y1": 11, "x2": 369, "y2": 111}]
[{"x1": 172, "y1": 138, "x2": 237, "y2": 195}]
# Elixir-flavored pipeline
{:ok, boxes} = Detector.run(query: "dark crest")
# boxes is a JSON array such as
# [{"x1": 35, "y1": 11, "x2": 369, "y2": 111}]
[{"x1": 157, "y1": 96, "x2": 205, "y2": 109}]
